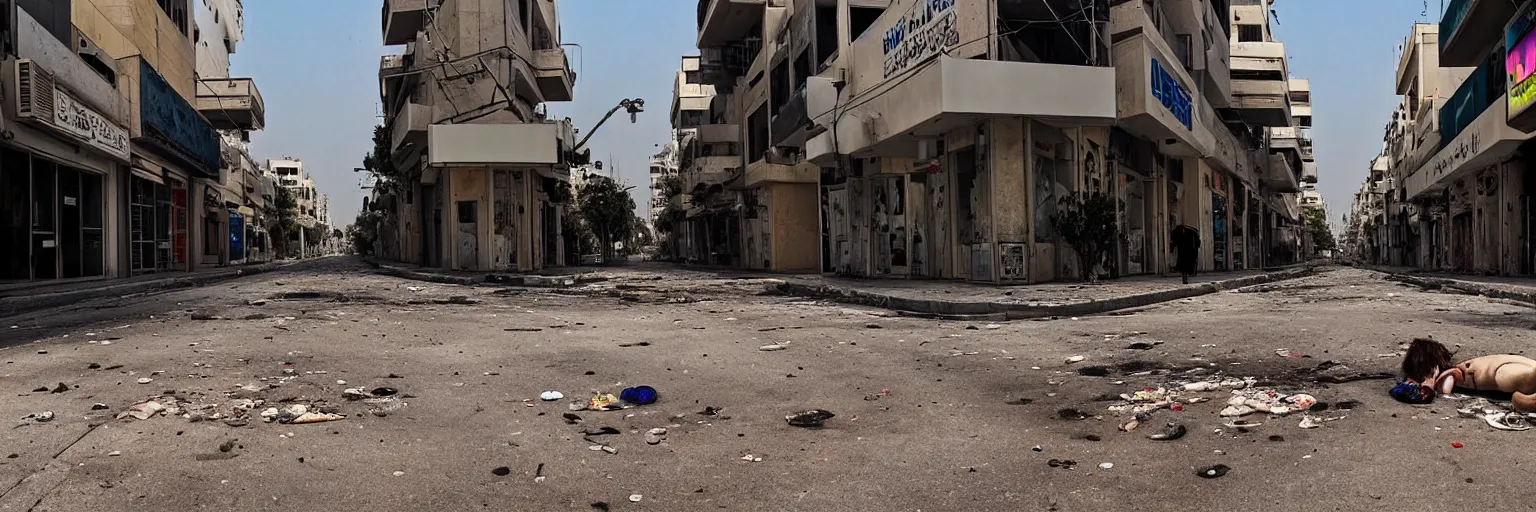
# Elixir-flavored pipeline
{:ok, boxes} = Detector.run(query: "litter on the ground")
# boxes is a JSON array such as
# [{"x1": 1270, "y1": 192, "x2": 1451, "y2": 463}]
[
  {"x1": 1197, "y1": 464, "x2": 1230, "y2": 478},
  {"x1": 786, "y1": 409, "x2": 835, "y2": 427},
  {"x1": 1148, "y1": 423, "x2": 1187, "y2": 440},
  {"x1": 1098, "y1": 462, "x2": 1114, "y2": 470},
  {"x1": 619, "y1": 386, "x2": 658, "y2": 405},
  {"x1": 759, "y1": 344, "x2": 789, "y2": 351},
  {"x1": 588, "y1": 393, "x2": 621, "y2": 411},
  {"x1": 1065, "y1": 355, "x2": 1086, "y2": 363},
  {"x1": 539, "y1": 391, "x2": 565, "y2": 401}
]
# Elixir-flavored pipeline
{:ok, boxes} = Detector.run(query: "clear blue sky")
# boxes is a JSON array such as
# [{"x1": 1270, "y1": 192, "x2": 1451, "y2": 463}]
[{"x1": 233, "y1": 0, "x2": 1437, "y2": 228}]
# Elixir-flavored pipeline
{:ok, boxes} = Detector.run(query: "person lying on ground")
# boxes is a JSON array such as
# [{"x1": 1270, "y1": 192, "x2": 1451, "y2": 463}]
[{"x1": 1396, "y1": 338, "x2": 1536, "y2": 412}]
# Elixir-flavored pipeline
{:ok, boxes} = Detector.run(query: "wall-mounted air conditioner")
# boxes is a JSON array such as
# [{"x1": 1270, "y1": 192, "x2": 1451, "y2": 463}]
[{"x1": 6, "y1": 59, "x2": 56, "y2": 125}]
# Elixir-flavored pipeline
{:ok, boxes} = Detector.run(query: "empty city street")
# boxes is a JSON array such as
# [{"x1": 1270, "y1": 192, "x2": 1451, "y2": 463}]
[{"x1": 0, "y1": 261, "x2": 1531, "y2": 511}]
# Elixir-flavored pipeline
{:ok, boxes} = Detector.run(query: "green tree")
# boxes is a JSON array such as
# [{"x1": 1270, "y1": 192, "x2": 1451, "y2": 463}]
[
  {"x1": 1304, "y1": 207, "x2": 1336, "y2": 252},
  {"x1": 1049, "y1": 191, "x2": 1122, "y2": 282},
  {"x1": 362, "y1": 124, "x2": 402, "y2": 193},
  {"x1": 265, "y1": 187, "x2": 300, "y2": 258},
  {"x1": 576, "y1": 176, "x2": 637, "y2": 262}
]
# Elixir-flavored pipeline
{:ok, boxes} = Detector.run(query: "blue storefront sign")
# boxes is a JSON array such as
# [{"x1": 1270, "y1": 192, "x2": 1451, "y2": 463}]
[
  {"x1": 229, "y1": 212, "x2": 245, "y2": 258},
  {"x1": 139, "y1": 59, "x2": 220, "y2": 177},
  {"x1": 1150, "y1": 58, "x2": 1193, "y2": 130}
]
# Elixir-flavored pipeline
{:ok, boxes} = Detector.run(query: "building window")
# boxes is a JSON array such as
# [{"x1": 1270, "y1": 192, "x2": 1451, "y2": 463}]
[
  {"x1": 684, "y1": 71, "x2": 700, "y2": 84},
  {"x1": 157, "y1": 0, "x2": 191, "y2": 37},
  {"x1": 1237, "y1": 24, "x2": 1262, "y2": 42}
]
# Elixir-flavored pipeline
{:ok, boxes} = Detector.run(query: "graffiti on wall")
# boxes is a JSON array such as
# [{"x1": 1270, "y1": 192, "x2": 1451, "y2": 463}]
[
  {"x1": 882, "y1": 0, "x2": 960, "y2": 79},
  {"x1": 1000, "y1": 243, "x2": 1026, "y2": 280}
]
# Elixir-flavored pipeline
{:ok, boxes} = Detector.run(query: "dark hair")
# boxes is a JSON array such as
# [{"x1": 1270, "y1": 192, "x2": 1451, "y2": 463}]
[{"x1": 1402, "y1": 338, "x2": 1453, "y2": 383}]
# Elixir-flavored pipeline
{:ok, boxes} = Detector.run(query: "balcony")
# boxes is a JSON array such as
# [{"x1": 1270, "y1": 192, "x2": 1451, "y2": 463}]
[
  {"x1": 196, "y1": 78, "x2": 265, "y2": 131},
  {"x1": 697, "y1": 0, "x2": 767, "y2": 48},
  {"x1": 1229, "y1": 41, "x2": 1291, "y2": 126},
  {"x1": 1301, "y1": 161, "x2": 1317, "y2": 184},
  {"x1": 770, "y1": 85, "x2": 808, "y2": 147},
  {"x1": 391, "y1": 102, "x2": 430, "y2": 154},
  {"x1": 1262, "y1": 151, "x2": 1302, "y2": 193},
  {"x1": 807, "y1": 57, "x2": 1116, "y2": 164},
  {"x1": 1440, "y1": 0, "x2": 1517, "y2": 67},
  {"x1": 137, "y1": 59, "x2": 220, "y2": 178},
  {"x1": 533, "y1": 48, "x2": 576, "y2": 102},
  {"x1": 1112, "y1": 13, "x2": 1204, "y2": 157},
  {"x1": 696, "y1": 123, "x2": 740, "y2": 144},
  {"x1": 1267, "y1": 126, "x2": 1300, "y2": 155},
  {"x1": 15, "y1": 7, "x2": 124, "y2": 124},
  {"x1": 743, "y1": 154, "x2": 816, "y2": 188},
  {"x1": 382, "y1": 0, "x2": 428, "y2": 46}
]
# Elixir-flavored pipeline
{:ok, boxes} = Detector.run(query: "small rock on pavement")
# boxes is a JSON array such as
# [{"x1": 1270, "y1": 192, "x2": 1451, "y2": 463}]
[
  {"x1": 107, "y1": 451, "x2": 121, "y2": 457},
  {"x1": 1098, "y1": 462, "x2": 1114, "y2": 470},
  {"x1": 645, "y1": 428, "x2": 667, "y2": 445},
  {"x1": 392, "y1": 471, "x2": 405, "y2": 477},
  {"x1": 786, "y1": 409, "x2": 835, "y2": 427},
  {"x1": 1197, "y1": 464, "x2": 1231, "y2": 478},
  {"x1": 136, "y1": 377, "x2": 153, "y2": 384},
  {"x1": 759, "y1": 344, "x2": 788, "y2": 351},
  {"x1": 628, "y1": 495, "x2": 643, "y2": 503},
  {"x1": 491, "y1": 466, "x2": 511, "y2": 476}
]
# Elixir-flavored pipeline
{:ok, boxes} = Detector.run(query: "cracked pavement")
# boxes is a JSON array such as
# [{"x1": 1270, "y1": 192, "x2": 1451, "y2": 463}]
[{"x1": 0, "y1": 259, "x2": 1533, "y2": 511}]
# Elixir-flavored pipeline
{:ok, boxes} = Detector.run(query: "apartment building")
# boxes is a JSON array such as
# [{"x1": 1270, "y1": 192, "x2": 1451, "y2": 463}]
[
  {"x1": 0, "y1": 0, "x2": 256, "y2": 284},
  {"x1": 266, "y1": 158, "x2": 318, "y2": 225},
  {"x1": 683, "y1": 0, "x2": 1303, "y2": 281},
  {"x1": 663, "y1": 55, "x2": 744, "y2": 264},
  {"x1": 1354, "y1": 12, "x2": 1533, "y2": 275},
  {"x1": 648, "y1": 138, "x2": 679, "y2": 227},
  {"x1": 379, "y1": 0, "x2": 581, "y2": 272},
  {"x1": 193, "y1": 0, "x2": 269, "y2": 266}
]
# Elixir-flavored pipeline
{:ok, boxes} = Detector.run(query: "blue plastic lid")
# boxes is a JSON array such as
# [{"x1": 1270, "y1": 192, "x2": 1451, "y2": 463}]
[{"x1": 620, "y1": 385, "x2": 658, "y2": 405}]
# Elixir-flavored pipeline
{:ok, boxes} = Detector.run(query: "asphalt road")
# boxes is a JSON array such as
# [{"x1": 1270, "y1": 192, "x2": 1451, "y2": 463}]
[{"x1": 0, "y1": 260, "x2": 1531, "y2": 511}]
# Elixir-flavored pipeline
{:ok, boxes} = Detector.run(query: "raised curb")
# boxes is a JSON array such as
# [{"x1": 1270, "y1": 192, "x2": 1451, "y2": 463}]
[
  {"x1": 0, "y1": 262, "x2": 288, "y2": 318},
  {"x1": 1377, "y1": 271, "x2": 1536, "y2": 307},
  {"x1": 370, "y1": 260, "x2": 587, "y2": 288},
  {"x1": 770, "y1": 266, "x2": 1320, "y2": 319}
]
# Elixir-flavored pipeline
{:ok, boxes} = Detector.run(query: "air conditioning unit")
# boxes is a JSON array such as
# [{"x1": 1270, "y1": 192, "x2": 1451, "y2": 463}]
[{"x1": 6, "y1": 59, "x2": 57, "y2": 125}]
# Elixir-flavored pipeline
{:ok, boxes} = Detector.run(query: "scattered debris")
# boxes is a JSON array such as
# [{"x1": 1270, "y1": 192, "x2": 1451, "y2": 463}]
[
  {"x1": 587, "y1": 394, "x2": 621, "y2": 411},
  {"x1": 25, "y1": 411, "x2": 54, "y2": 423},
  {"x1": 1197, "y1": 464, "x2": 1230, "y2": 478},
  {"x1": 1452, "y1": 442, "x2": 1464, "y2": 448},
  {"x1": 628, "y1": 495, "x2": 643, "y2": 503},
  {"x1": 393, "y1": 471, "x2": 406, "y2": 477},
  {"x1": 106, "y1": 451, "x2": 121, "y2": 457},
  {"x1": 1097, "y1": 462, "x2": 1114, "y2": 470},
  {"x1": 121, "y1": 401, "x2": 166, "y2": 421},
  {"x1": 1077, "y1": 366, "x2": 1112, "y2": 377},
  {"x1": 540, "y1": 391, "x2": 565, "y2": 401},
  {"x1": 786, "y1": 409, "x2": 836, "y2": 428},
  {"x1": 1298, "y1": 414, "x2": 1344, "y2": 429},
  {"x1": 91, "y1": 403, "x2": 109, "y2": 411},
  {"x1": 1148, "y1": 423, "x2": 1187, "y2": 441},
  {"x1": 136, "y1": 377, "x2": 154, "y2": 384},
  {"x1": 759, "y1": 344, "x2": 789, "y2": 351},
  {"x1": 1065, "y1": 355, "x2": 1086, "y2": 364},
  {"x1": 1268, "y1": 435, "x2": 1285, "y2": 442},
  {"x1": 292, "y1": 412, "x2": 346, "y2": 424},
  {"x1": 562, "y1": 413, "x2": 583, "y2": 425},
  {"x1": 1047, "y1": 459, "x2": 1077, "y2": 469},
  {"x1": 1483, "y1": 412, "x2": 1530, "y2": 431},
  {"x1": 50, "y1": 382, "x2": 69, "y2": 393},
  {"x1": 618, "y1": 342, "x2": 651, "y2": 347},
  {"x1": 1057, "y1": 408, "x2": 1092, "y2": 421},
  {"x1": 620, "y1": 386, "x2": 658, "y2": 405},
  {"x1": 491, "y1": 466, "x2": 512, "y2": 476},
  {"x1": 645, "y1": 428, "x2": 667, "y2": 445}
]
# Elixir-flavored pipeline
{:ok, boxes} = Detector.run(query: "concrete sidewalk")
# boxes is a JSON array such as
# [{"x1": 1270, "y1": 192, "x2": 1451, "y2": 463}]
[
  {"x1": 0, "y1": 261, "x2": 293, "y2": 318},
  {"x1": 1367, "y1": 266, "x2": 1536, "y2": 306},
  {"x1": 772, "y1": 266, "x2": 1321, "y2": 319}
]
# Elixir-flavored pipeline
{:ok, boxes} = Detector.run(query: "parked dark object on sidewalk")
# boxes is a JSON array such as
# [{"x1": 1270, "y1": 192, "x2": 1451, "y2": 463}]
[{"x1": 1171, "y1": 224, "x2": 1200, "y2": 284}]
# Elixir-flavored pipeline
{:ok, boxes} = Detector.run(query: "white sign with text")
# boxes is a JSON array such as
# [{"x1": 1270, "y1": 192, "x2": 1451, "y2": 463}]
[{"x1": 53, "y1": 88, "x2": 130, "y2": 162}]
